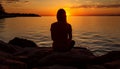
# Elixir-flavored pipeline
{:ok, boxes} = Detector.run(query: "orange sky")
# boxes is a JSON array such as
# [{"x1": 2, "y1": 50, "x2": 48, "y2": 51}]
[{"x1": 1, "y1": 0, "x2": 120, "y2": 16}]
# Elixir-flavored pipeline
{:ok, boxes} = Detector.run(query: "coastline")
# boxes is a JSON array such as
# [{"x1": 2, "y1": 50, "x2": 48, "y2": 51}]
[
  {"x1": 0, "y1": 13, "x2": 40, "y2": 19},
  {"x1": 0, "y1": 4, "x2": 40, "y2": 19}
]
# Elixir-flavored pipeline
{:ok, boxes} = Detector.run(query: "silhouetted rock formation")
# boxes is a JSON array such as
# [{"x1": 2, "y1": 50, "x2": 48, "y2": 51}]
[
  {"x1": 0, "y1": 40, "x2": 22, "y2": 53},
  {"x1": 0, "y1": 4, "x2": 6, "y2": 19},
  {"x1": 9, "y1": 37, "x2": 38, "y2": 48},
  {"x1": 0, "y1": 37, "x2": 120, "y2": 69},
  {"x1": 0, "y1": 4, "x2": 5, "y2": 14}
]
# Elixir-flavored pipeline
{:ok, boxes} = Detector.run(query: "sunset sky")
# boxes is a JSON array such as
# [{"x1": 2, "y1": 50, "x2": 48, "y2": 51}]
[{"x1": 1, "y1": 0, "x2": 120, "y2": 16}]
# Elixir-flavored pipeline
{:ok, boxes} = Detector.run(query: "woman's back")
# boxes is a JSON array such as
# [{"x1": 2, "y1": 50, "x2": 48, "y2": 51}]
[{"x1": 51, "y1": 22, "x2": 71, "y2": 42}]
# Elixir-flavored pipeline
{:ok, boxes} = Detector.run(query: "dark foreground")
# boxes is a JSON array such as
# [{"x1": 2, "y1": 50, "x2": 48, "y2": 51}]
[{"x1": 0, "y1": 37, "x2": 120, "y2": 69}]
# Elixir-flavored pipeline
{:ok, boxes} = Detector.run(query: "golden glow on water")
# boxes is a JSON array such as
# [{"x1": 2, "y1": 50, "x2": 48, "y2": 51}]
[
  {"x1": 67, "y1": 16, "x2": 120, "y2": 35},
  {"x1": 0, "y1": 17, "x2": 120, "y2": 42}
]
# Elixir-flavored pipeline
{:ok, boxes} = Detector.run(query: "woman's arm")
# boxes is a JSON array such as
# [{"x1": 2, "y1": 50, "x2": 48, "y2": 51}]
[{"x1": 68, "y1": 24, "x2": 72, "y2": 40}]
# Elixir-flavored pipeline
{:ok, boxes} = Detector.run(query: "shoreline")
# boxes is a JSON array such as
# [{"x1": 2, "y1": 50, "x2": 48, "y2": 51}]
[{"x1": 0, "y1": 14, "x2": 41, "y2": 19}]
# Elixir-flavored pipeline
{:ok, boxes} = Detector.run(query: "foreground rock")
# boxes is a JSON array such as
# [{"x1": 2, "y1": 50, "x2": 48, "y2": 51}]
[
  {"x1": 0, "y1": 37, "x2": 120, "y2": 69},
  {"x1": 9, "y1": 37, "x2": 38, "y2": 48},
  {"x1": 0, "y1": 57, "x2": 27, "y2": 69},
  {"x1": 0, "y1": 40, "x2": 22, "y2": 53}
]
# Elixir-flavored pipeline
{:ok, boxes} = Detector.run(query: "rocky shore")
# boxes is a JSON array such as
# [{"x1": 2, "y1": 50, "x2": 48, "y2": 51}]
[{"x1": 0, "y1": 37, "x2": 120, "y2": 69}]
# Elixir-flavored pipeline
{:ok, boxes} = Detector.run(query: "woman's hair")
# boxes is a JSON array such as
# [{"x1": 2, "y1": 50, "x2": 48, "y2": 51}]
[{"x1": 57, "y1": 9, "x2": 67, "y2": 23}]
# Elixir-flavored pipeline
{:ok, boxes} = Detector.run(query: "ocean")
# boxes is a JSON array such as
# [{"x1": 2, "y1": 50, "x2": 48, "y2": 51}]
[{"x1": 0, "y1": 16, "x2": 120, "y2": 55}]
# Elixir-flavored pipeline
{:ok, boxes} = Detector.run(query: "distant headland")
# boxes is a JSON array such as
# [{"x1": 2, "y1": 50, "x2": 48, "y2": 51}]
[{"x1": 0, "y1": 4, "x2": 40, "y2": 19}]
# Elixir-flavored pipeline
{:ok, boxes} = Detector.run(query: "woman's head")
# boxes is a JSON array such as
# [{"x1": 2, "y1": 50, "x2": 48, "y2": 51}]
[{"x1": 57, "y1": 9, "x2": 67, "y2": 23}]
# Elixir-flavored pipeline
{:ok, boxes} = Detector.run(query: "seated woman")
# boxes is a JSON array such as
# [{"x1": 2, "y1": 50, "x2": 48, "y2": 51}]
[{"x1": 50, "y1": 9, "x2": 75, "y2": 52}]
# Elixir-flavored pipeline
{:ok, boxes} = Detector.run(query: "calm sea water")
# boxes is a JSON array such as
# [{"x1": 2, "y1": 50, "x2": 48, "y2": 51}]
[{"x1": 0, "y1": 16, "x2": 120, "y2": 55}]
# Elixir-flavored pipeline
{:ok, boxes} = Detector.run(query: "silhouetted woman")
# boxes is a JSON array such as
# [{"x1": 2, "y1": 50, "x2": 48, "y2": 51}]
[{"x1": 50, "y1": 9, "x2": 75, "y2": 52}]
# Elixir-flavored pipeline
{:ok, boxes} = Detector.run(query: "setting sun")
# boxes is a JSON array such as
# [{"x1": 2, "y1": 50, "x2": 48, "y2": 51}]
[
  {"x1": 66, "y1": 11, "x2": 71, "y2": 16},
  {"x1": 64, "y1": 8, "x2": 71, "y2": 16}
]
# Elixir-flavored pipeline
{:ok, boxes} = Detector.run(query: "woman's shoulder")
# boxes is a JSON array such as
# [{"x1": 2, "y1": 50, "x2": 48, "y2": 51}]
[
  {"x1": 51, "y1": 22, "x2": 57, "y2": 27},
  {"x1": 67, "y1": 23, "x2": 71, "y2": 27},
  {"x1": 51, "y1": 22, "x2": 58, "y2": 25}
]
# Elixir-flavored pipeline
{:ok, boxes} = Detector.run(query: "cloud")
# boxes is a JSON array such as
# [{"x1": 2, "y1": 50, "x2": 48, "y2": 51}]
[
  {"x1": 0, "y1": 0, "x2": 19, "y2": 2},
  {"x1": 70, "y1": 4, "x2": 120, "y2": 8},
  {"x1": 0, "y1": 0, "x2": 28, "y2": 3}
]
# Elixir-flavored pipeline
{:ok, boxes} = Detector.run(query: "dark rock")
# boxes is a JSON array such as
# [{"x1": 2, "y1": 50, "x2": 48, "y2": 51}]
[
  {"x1": 0, "y1": 38, "x2": 120, "y2": 69},
  {"x1": 90, "y1": 51, "x2": 120, "y2": 64},
  {"x1": 13, "y1": 47, "x2": 52, "y2": 58},
  {"x1": 0, "y1": 57, "x2": 27, "y2": 69},
  {"x1": 33, "y1": 65, "x2": 78, "y2": 69},
  {"x1": 86, "y1": 65, "x2": 106, "y2": 69},
  {"x1": 12, "y1": 47, "x2": 53, "y2": 68},
  {"x1": 71, "y1": 47, "x2": 94, "y2": 57},
  {"x1": 37, "y1": 47, "x2": 95, "y2": 68},
  {"x1": 0, "y1": 65, "x2": 9, "y2": 69},
  {"x1": 104, "y1": 60, "x2": 120, "y2": 69},
  {"x1": 0, "y1": 40, "x2": 22, "y2": 53},
  {"x1": 0, "y1": 4, "x2": 6, "y2": 15},
  {"x1": 25, "y1": 47, "x2": 53, "y2": 68},
  {"x1": 9, "y1": 37, "x2": 38, "y2": 48},
  {"x1": 0, "y1": 51, "x2": 14, "y2": 59}
]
